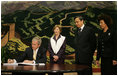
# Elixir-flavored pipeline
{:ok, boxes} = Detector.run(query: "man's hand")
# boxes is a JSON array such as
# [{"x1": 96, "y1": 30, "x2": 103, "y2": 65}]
[
  {"x1": 7, "y1": 59, "x2": 14, "y2": 63},
  {"x1": 23, "y1": 60, "x2": 34, "y2": 63},
  {"x1": 113, "y1": 60, "x2": 117, "y2": 65},
  {"x1": 96, "y1": 60, "x2": 99, "y2": 67}
]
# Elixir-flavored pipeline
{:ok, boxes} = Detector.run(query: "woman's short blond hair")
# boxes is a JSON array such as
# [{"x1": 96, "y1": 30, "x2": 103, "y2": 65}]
[{"x1": 53, "y1": 25, "x2": 62, "y2": 32}]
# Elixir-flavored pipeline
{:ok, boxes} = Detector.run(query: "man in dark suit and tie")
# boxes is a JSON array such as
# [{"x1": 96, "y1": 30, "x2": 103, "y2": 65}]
[
  {"x1": 74, "y1": 16, "x2": 96, "y2": 75},
  {"x1": 8, "y1": 36, "x2": 47, "y2": 64}
]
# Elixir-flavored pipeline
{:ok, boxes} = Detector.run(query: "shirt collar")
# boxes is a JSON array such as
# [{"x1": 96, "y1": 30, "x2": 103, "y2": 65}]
[
  {"x1": 80, "y1": 24, "x2": 85, "y2": 31},
  {"x1": 53, "y1": 34, "x2": 61, "y2": 41},
  {"x1": 33, "y1": 48, "x2": 39, "y2": 54}
]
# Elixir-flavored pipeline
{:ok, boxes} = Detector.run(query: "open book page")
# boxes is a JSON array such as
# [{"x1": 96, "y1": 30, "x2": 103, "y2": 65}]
[
  {"x1": 3, "y1": 63, "x2": 18, "y2": 66},
  {"x1": 3, "y1": 63, "x2": 45, "y2": 66},
  {"x1": 39, "y1": 63, "x2": 45, "y2": 66}
]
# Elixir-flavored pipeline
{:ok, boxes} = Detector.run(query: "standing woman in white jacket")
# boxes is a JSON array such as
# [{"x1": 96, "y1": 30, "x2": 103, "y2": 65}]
[{"x1": 48, "y1": 25, "x2": 66, "y2": 64}]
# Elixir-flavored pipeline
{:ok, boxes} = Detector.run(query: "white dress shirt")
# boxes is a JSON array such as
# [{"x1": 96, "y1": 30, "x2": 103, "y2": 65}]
[{"x1": 79, "y1": 24, "x2": 85, "y2": 32}]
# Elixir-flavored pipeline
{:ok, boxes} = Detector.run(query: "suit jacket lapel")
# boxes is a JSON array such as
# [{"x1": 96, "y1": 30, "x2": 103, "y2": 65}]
[
  {"x1": 78, "y1": 26, "x2": 86, "y2": 36},
  {"x1": 77, "y1": 25, "x2": 87, "y2": 40},
  {"x1": 81, "y1": 25, "x2": 87, "y2": 34},
  {"x1": 31, "y1": 48, "x2": 33, "y2": 59},
  {"x1": 37, "y1": 48, "x2": 41, "y2": 58}
]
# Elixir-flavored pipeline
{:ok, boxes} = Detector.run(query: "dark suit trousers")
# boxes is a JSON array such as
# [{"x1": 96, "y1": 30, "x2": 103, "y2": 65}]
[
  {"x1": 101, "y1": 57, "x2": 113, "y2": 75},
  {"x1": 77, "y1": 63, "x2": 92, "y2": 75},
  {"x1": 112, "y1": 65, "x2": 117, "y2": 75}
]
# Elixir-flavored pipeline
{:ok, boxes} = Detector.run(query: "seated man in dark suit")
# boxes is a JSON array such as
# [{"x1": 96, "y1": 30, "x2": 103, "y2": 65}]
[{"x1": 7, "y1": 36, "x2": 47, "y2": 64}]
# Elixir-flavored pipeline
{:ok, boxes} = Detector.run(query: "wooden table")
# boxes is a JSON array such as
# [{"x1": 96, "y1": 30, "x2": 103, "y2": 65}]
[{"x1": 1, "y1": 63, "x2": 90, "y2": 75}]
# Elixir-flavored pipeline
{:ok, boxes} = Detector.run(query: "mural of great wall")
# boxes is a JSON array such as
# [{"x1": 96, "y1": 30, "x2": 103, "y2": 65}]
[{"x1": 1, "y1": 1, "x2": 117, "y2": 70}]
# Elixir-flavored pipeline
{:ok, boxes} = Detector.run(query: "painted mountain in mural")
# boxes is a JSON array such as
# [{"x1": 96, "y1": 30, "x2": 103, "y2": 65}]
[{"x1": 1, "y1": 1, "x2": 116, "y2": 14}]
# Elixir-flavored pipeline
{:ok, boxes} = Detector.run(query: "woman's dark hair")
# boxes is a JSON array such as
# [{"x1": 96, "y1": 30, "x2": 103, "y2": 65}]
[
  {"x1": 74, "y1": 15, "x2": 84, "y2": 21},
  {"x1": 98, "y1": 14, "x2": 113, "y2": 28}
]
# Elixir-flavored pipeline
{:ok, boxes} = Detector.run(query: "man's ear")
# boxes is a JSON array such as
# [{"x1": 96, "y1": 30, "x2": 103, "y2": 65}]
[
  {"x1": 38, "y1": 45, "x2": 40, "y2": 47},
  {"x1": 82, "y1": 20, "x2": 84, "y2": 23}
]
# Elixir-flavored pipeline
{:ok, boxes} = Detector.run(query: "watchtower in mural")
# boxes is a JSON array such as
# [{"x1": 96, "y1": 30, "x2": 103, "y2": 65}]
[{"x1": 1, "y1": 23, "x2": 15, "y2": 47}]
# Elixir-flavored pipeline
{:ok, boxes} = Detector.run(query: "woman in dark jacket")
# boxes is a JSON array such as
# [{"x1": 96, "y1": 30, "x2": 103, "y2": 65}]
[{"x1": 96, "y1": 14, "x2": 117, "y2": 75}]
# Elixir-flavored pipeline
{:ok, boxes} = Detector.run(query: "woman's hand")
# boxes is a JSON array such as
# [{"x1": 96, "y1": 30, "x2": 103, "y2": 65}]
[
  {"x1": 113, "y1": 60, "x2": 117, "y2": 65},
  {"x1": 96, "y1": 60, "x2": 99, "y2": 67},
  {"x1": 53, "y1": 55, "x2": 59, "y2": 62}
]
